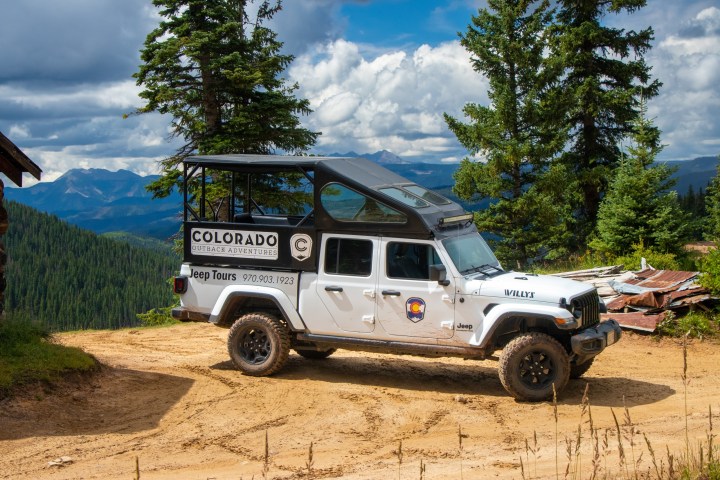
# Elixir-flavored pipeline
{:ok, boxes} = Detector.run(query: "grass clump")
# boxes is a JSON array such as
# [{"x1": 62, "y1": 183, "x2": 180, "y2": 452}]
[
  {"x1": 0, "y1": 313, "x2": 97, "y2": 398},
  {"x1": 657, "y1": 311, "x2": 720, "y2": 339},
  {"x1": 135, "y1": 306, "x2": 179, "y2": 327}
]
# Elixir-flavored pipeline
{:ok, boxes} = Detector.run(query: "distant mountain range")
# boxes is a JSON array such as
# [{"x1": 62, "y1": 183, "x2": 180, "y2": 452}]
[
  {"x1": 4, "y1": 168, "x2": 181, "y2": 240},
  {"x1": 663, "y1": 156, "x2": 719, "y2": 194},
  {"x1": 4, "y1": 152, "x2": 718, "y2": 240}
]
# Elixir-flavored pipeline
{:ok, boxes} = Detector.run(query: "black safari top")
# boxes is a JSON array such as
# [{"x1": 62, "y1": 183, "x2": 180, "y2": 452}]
[{"x1": 185, "y1": 154, "x2": 477, "y2": 240}]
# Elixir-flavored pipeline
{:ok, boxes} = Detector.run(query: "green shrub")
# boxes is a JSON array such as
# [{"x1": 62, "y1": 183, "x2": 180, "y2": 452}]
[
  {"x1": 656, "y1": 311, "x2": 719, "y2": 339},
  {"x1": 699, "y1": 247, "x2": 720, "y2": 295},
  {"x1": 136, "y1": 306, "x2": 178, "y2": 327},
  {"x1": 0, "y1": 312, "x2": 49, "y2": 347},
  {"x1": 615, "y1": 242, "x2": 680, "y2": 271}
]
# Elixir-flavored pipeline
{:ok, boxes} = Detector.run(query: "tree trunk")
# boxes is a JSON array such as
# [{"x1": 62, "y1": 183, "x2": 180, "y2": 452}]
[{"x1": 0, "y1": 178, "x2": 7, "y2": 319}]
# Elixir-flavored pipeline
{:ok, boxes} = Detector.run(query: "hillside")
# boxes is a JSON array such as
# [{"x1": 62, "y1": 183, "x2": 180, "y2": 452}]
[
  {"x1": 3, "y1": 200, "x2": 178, "y2": 331},
  {"x1": 663, "y1": 155, "x2": 719, "y2": 194}
]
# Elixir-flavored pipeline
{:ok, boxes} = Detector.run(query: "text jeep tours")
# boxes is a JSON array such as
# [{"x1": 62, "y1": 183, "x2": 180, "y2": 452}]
[{"x1": 171, "y1": 154, "x2": 621, "y2": 401}]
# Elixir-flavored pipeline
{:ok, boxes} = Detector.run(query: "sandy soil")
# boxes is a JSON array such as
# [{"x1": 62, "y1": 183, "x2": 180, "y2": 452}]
[{"x1": 1, "y1": 323, "x2": 718, "y2": 479}]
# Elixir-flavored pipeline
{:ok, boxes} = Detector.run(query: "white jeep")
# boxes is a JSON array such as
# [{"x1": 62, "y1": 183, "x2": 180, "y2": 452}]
[{"x1": 172, "y1": 154, "x2": 621, "y2": 401}]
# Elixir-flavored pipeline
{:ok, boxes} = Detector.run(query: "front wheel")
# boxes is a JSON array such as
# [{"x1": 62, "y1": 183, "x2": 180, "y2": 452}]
[
  {"x1": 570, "y1": 358, "x2": 594, "y2": 379},
  {"x1": 227, "y1": 313, "x2": 290, "y2": 376},
  {"x1": 498, "y1": 333, "x2": 570, "y2": 402}
]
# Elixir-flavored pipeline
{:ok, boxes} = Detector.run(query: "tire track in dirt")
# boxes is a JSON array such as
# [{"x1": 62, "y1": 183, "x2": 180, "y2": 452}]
[{"x1": 1, "y1": 325, "x2": 718, "y2": 479}]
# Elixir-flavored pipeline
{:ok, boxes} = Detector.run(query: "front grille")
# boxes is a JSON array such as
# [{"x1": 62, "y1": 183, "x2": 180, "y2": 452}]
[{"x1": 572, "y1": 290, "x2": 600, "y2": 328}]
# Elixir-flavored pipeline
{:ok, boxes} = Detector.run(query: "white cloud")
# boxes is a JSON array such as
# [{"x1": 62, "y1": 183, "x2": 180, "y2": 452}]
[
  {"x1": 2, "y1": 0, "x2": 719, "y2": 187},
  {"x1": 1, "y1": 81, "x2": 141, "y2": 112},
  {"x1": 696, "y1": 6, "x2": 720, "y2": 31},
  {"x1": 648, "y1": 6, "x2": 720, "y2": 159},
  {"x1": 291, "y1": 39, "x2": 489, "y2": 160},
  {"x1": 8, "y1": 124, "x2": 30, "y2": 139}
]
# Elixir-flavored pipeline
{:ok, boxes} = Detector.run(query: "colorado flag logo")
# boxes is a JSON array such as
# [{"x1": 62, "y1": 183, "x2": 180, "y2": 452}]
[{"x1": 406, "y1": 297, "x2": 426, "y2": 322}]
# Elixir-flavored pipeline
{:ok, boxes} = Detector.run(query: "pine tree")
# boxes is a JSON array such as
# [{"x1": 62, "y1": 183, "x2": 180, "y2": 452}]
[
  {"x1": 551, "y1": 0, "x2": 661, "y2": 245},
  {"x1": 133, "y1": 0, "x2": 319, "y2": 199},
  {"x1": 590, "y1": 110, "x2": 687, "y2": 256},
  {"x1": 679, "y1": 184, "x2": 708, "y2": 240},
  {"x1": 705, "y1": 162, "x2": 720, "y2": 241},
  {"x1": 444, "y1": 0, "x2": 571, "y2": 268}
]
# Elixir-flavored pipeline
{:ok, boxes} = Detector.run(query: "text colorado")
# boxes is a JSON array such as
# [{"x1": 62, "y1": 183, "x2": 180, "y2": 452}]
[{"x1": 191, "y1": 228, "x2": 278, "y2": 260}]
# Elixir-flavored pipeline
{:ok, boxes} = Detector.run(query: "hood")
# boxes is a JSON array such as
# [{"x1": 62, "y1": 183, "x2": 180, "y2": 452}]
[{"x1": 466, "y1": 272, "x2": 594, "y2": 306}]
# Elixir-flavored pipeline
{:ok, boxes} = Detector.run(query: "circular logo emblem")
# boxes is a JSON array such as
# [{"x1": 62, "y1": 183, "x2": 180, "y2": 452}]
[{"x1": 290, "y1": 234, "x2": 312, "y2": 261}]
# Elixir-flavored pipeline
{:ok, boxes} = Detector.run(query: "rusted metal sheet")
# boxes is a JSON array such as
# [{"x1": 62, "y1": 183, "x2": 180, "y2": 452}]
[
  {"x1": 573, "y1": 266, "x2": 716, "y2": 331},
  {"x1": 602, "y1": 311, "x2": 666, "y2": 333},
  {"x1": 623, "y1": 269, "x2": 699, "y2": 290},
  {"x1": 605, "y1": 269, "x2": 710, "y2": 313}
]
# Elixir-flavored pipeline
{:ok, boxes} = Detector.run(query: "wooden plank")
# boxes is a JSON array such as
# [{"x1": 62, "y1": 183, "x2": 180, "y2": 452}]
[
  {"x1": 0, "y1": 157, "x2": 23, "y2": 186},
  {"x1": 0, "y1": 131, "x2": 42, "y2": 186}
]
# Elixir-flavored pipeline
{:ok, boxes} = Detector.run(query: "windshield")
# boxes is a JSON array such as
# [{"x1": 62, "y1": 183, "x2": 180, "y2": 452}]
[{"x1": 442, "y1": 234, "x2": 501, "y2": 275}]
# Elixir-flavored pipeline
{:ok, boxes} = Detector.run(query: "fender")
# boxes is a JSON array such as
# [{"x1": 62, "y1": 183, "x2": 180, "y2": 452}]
[
  {"x1": 469, "y1": 302, "x2": 576, "y2": 349},
  {"x1": 209, "y1": 284, "x2": 307, "y2": 330}
]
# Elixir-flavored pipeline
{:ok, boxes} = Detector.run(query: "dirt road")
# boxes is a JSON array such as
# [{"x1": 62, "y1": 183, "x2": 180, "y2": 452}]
[{"x1": 1, "y1": 323, "x2": 718, "y2": 479}]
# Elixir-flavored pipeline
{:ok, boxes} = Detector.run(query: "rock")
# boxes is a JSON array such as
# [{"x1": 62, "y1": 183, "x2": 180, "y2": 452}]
[{"x1": 47, "y1": 456, "x2": 73, "y2": 467}]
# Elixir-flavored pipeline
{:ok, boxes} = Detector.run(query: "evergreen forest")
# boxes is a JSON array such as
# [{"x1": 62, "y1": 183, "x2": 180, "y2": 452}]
[{"x1": 3, "y1": 201, "x2": 178, "y2": 331}]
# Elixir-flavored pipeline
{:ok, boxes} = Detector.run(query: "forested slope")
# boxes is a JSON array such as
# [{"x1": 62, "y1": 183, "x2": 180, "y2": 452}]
[{"x1": 3, "y1": 201, "x2": 178, "y2": 331}]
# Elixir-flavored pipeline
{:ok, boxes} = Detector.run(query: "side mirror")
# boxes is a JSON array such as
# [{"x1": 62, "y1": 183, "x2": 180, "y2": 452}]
[{"x1": 429, "y1": 264, "x2": 450, "y2": 286}]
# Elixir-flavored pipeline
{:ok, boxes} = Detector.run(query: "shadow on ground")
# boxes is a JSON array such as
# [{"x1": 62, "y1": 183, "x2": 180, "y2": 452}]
[
  {"x1": 0, "y1": 366, "x2": 194, "y2": 440},
  {"x1": 210, "y1": 353, "x2": 674, "y2": 407}
]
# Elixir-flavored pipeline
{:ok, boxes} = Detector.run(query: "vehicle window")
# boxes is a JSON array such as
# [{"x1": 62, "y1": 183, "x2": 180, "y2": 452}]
[
  {"x1": 403, "y1": 185, "x2": 451, "y2": 205},
  {"x1": 321, "y1": 183, "x2": 406, "y2": 223},
  {"x1": 386, "y1": 242, "x2": 442, "y2": 280},
  {"x1": 378, "y1": 187, "x2": 430, "y2": 208},
  {"x1": 324, "y1": 238, "x2": 373, "y2": 276},
  {"x1": 234, "y1": 172, "x2": 314, "y2": 216},
  {"x1": 442, "y1": 234, "x2": 500, "y2": 274}
]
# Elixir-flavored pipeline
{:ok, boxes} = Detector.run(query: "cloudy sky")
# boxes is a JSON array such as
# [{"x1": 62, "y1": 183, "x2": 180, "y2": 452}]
[{"x1": 1, "y1": 0, "x2": 719, "y2": 184}]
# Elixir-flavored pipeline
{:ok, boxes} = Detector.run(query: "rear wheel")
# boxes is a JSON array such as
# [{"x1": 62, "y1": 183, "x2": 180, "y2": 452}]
[
  {"x1": 227, "y1": 313, "x2": 290, "y2": 376},
  {"x1": 498, "y1": 333, "x2": 570, "y2": 402},
  {"x1": 294, "y1": 348, "x2": 336, "y2": 360}
]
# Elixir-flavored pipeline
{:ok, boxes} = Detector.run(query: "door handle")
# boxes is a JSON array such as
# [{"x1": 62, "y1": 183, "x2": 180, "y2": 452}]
[
  {"x1": 325, "y1": 286, "x2": 343, "y2": 292},
  {"x1": 381, "y1": 290, "x2": 401, "y2": 296}
]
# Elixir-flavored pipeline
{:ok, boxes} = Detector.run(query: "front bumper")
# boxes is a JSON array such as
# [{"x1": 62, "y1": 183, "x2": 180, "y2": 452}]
[{"x1": 571, "y1": 319, "x2": 622, "y2": 359}]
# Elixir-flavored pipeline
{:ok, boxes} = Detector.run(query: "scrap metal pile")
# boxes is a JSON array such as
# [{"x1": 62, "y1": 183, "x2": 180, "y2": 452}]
[{"x1": 554, "y1": 265, "x2": 716, "y2": 332}]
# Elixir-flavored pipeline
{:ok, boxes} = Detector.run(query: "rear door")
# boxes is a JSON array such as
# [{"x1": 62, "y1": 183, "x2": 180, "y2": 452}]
[{"x1": 315, "y1": 234, "x2": 379, "y2": 333}]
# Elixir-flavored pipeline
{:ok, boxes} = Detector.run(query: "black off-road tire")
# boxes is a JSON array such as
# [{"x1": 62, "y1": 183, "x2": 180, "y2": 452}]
[
  {"x1": 569, "y1": 358, "x2": 594, "y2": 379},
  {"x1": 294, "y1": 348, "x2": 336, "y2": 360},
  {"x1": 227, "y1": 313, "x2": 290, "y2": 376},
  {"x1": 498, "y1": 332, "x2": 570, "y2": 402}
]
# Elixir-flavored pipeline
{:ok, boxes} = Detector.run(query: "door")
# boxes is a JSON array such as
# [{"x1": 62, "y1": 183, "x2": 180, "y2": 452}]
[
  {"x1": 376, "y1": 239, "x2": 455, "y2": 339},
  {"x1": 316, "y1": 235, "x2": 378, "y2": 333}
]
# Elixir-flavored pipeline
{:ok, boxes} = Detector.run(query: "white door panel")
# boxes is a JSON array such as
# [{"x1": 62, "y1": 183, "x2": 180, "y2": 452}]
[
  {"x1": 376, "y1": 239, "x2": 455, "y2": 339},
  {"x1": 315, "y1": 235, "x2": 378, "y2": 333}
]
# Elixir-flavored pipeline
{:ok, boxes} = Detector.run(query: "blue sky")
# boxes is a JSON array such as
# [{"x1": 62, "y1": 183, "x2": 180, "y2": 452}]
[{"x1": 1, "y1": 0, "x2": 719, "y2": 184}]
